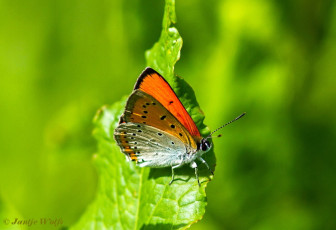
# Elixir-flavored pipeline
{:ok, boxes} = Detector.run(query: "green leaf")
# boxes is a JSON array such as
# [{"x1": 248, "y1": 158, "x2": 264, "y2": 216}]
[{"x1": 70, "y1": 0, "x2": 215, "y2": 229}]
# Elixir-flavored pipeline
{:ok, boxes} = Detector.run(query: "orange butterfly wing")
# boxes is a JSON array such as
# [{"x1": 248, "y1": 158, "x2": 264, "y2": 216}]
[
  {"x1": 115, "y1": 90, "x2": 198, "y2": 161},
  {"x1": 134, "y1": 68, "x2": 201, "y2": 139}
]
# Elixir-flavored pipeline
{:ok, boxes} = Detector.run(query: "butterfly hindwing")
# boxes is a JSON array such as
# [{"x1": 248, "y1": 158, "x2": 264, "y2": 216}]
[{"x1": 114, "y1": 123, "x2": 186, "y2": 167}]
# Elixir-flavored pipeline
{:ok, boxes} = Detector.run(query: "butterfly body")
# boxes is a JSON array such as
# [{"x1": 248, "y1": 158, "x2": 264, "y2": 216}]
[{"x1": 114, "y1": 67, "x2": 213, "y2": 185}]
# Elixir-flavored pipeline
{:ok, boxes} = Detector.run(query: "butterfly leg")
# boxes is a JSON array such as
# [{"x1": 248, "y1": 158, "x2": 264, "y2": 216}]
[
  {"x1": 198, "y1": 157, "x2": 214, "y2": 176},
  {"x1": 190, "y1": 161, "x2": 200, "y2": 186},
  {"x1": 169, "y1": 164, "x2": 182, "y2": 185}
]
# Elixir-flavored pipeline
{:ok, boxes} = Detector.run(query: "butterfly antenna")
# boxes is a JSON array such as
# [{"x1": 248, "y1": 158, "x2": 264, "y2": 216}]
[{"x1": 206, "y1": 112, "x2": 246, "y2": 139}]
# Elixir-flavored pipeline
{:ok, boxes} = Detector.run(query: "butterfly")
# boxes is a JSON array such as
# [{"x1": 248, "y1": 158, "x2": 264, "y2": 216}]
[{"x1": 114, "y1": 67, "x2": 245, "y2": 185}]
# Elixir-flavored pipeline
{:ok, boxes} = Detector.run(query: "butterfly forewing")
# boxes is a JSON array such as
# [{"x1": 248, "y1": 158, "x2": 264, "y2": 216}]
[
  {"x1": 134, "y1": 68, "x2": 201, "y2": 139},
  {"x1": 120, "y1": 90, "x2": 198, "y2": 150}
]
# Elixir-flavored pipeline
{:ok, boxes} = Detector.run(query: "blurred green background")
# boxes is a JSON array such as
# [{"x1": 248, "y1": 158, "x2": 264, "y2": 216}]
[{"x1": 1, "y1": 0, "x2": 336, "y2": 229}]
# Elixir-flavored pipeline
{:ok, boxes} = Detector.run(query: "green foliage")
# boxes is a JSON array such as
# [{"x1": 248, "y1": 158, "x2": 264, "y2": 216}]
[
  {"x1": 71, "y1": 0, "x2": 214, "y2": 229},
  {"x1": 1, "y1": 0, "x2": 336, "y2": 230}
]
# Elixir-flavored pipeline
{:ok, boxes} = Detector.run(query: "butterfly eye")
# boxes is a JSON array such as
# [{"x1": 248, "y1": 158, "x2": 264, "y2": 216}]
[{"x1": 200, "y1": 139, "x2": 211, "y2": 151}]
